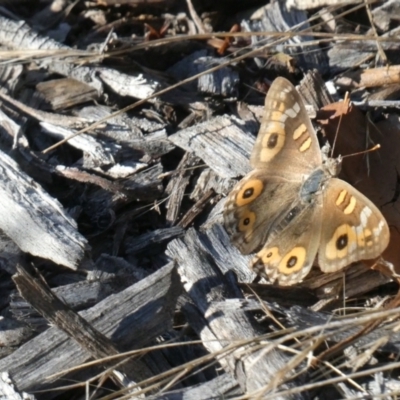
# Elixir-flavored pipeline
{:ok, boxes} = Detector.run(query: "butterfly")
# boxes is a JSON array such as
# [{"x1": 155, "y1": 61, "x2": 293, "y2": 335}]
[{"x1": 223, "y1": 77, "x2": 390, "y2": 286}]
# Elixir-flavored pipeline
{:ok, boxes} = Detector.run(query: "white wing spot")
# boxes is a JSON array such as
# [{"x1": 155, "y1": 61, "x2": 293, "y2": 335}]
[
  {"x1": 285, "y1": 107, "x2": 298, "y2": 118},
  {"x1": 373, "y1": 220, "x2": 385, "y2": 237},
  {"x1": 360, "y1": 206, "x2": 372, "y2": 228}
]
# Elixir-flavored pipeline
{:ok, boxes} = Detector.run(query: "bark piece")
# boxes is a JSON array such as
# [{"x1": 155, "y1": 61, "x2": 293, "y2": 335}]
[
  {"x1": 40, "y1": 122, "x2": 115, "y2": 169},
  {"x1": 244, "y1": 1, "x2": 329, "y2": 74},
  {"x1": 167, "y1": 228, "x2": 304, "y2": 398},
  {"x1": 0, "y1": 262, "x2": 181, "y2": 392},
  {"x1": 148, "y1": 373, "x2": 241, "y2": 399},
  {"x1": 0, "y1": 318, "x2": 32, "y2": 348},
  {"x1": 98, "y1": 68, "x2": 160, "y2": 99},
  {"x1": 0, "y1": 372, "x2": 35, "y2": 400},
  {"x1": 0, "y1": 150, "x2": 88, "y2": 270},
  {"x1": 168, "y1": 49, "x2": 239, "y2": 98},
  {"x1": 190, "y1": 168, "x2": 235, "y2": 201},
  {"x1": 165, "y1": 152, "x2": 201, "y2": 225},
  {"x1": 169, "y1": 116, "x2": 254, "y2": 179},
  {"x1": 124, "y1": 226, "x2": 184, "y2": 255},
  {"x1": 35, "y1": 78, "x2": 99, "y2": 111}
]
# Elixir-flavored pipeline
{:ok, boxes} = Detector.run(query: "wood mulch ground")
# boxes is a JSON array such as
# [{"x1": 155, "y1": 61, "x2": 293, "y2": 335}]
[{"x1": 1, "y1": 0, "x2": 400, "y2": 399}]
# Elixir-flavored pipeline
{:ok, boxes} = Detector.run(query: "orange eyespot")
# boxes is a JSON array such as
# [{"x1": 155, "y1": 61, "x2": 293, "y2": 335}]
[
  {"x1": 278, "y1": 247, "x2": 306, "y2": 274},
  {"x1": 236, "y1": 179, "x2": 264, "y2": 207},
  {"x1": 238, "y1": 210, "x2": 256, "y2": 232}
]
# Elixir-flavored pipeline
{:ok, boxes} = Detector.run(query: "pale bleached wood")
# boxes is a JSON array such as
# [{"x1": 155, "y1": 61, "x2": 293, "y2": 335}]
[
  {"x1": 0, "y1": 149, "x2": 88, "y2": 270},
  {"x1": 244, "y1": 1, "x2": 329, "y2": 74},
  {"x1": 40, "y1": 122, "x2": 115, "y2": 169},
  {"x1": 167, "y1": 228, "x2": 304, "y2": 399},
  {"x1": 165, "y1": 152, "x2": 201, "y2": 225},
  {"x1": 0, "y1": 372, "x2": 35, "y2": 400},
  {"x1": 169, "y1": 115, "x2": 254, "y2": 179},
  {"x1": 190, "y1": 168, "x2": 235, "y2": 201},
  {"x1": 148, "y1": 373, "x2": 241, "y2": 399},
  {"x1": 97, "y1": 68, "x2": 160, "y2": 99},
  {"x1": 286, "y1": 0, "x2": 361, "y2": 10},
  {"x1": 0, "y1": 15, "x2": 103, "y2": 94},
  {"x1": 0, "y1": 262, "x2": 181, "y2": 392},
  {"x1": 0, "y1": 16, "x2": 163, "y2": 100}
]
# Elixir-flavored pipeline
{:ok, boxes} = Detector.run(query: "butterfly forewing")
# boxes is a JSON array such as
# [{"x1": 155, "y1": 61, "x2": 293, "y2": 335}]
[{"x1": 250, "y1": 77, "x2": 321, "y2": 176}]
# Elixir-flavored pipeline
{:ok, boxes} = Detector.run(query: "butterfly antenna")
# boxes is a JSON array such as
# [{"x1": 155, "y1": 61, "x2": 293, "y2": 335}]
[
  {"x1": 341, "y1": 144, "x2": 381, "y2": 159},
  {"x1": 331, "y1": 91, "x2": 350, "y2": 156}
]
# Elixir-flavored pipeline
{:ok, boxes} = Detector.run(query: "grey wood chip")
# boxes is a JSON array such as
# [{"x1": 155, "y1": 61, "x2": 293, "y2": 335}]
[
  {"x1": 165, "y1": 152, "x2": 201, "y2": 225},
  {"x1": 169, "y1": 115, "x2": 254, "y2": 179},
  {"x1": 191, "y1": 168, "x2": 235, "y2": 201},
  {"x1": 125, "y1": 226, "x2": 184, "y2": 255},
  {"x1": 286, "y1": 0, "x2": 362, "y2": 10},
  {"x1": 167, "y1": 229, "x2": 303, "y2": 398},
  {"x1": 40, "y1": 122, "x2": 115, "y2": 169},
  {"x1": 98, "y1": 68, "x2": 160, "y2": 99},
  {"x1": 244, "y1": 1, "x2": 329, "y2": 74},
  {"x1": 0, "y1": 262, "x2": 180, "y2": 392},
  {"x1": 168, "y1": 49, "x2": 239, "y2": 98},
  {"x1": 0, "y1": 150, "x2": 88, "y2": 270},
  {"x1": 372, "y1": 0, "x2": 400, "y2": 31},
  {"x1": 0, "y1": 372, "x2": 36, "y2": 400},
  {"x1": 35, "y1": 78, "x2": 98, "y2": 111},
  {"x1": 199, "y1": 219, "x2": 255, "y2": 283},
  {"x1": 0, "y1": 318, "x2": 32, "y2": 348},
  {"x1": 147, "y1": 373, "x2": 241, "y2": 399}
]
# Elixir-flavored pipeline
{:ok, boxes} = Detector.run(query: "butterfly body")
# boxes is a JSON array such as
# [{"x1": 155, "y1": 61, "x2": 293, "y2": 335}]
[{"x1": 223, "y1": 78, "x2": 390, "y2": 286}]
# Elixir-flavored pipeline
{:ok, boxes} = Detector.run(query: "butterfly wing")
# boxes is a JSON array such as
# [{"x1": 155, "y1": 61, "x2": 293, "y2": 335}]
[
  {"x1": 318, "y1": 178, "x2": 390, "y2": 272},
  {"x1": 224, "y1": 166, "x2": 326, "y2": 286},
  {"x1": 250, "y1": 77, "x2": 322, "y2": 176},
  {"x1": 224, "y1": 170, "x2": 302, "y2": 255},
  {"x1": 250, "y1": 194, "x2": 323, "y2": 286},
  {"x1": 224, "y1": 77, "x2": 325, "y2": 281}
]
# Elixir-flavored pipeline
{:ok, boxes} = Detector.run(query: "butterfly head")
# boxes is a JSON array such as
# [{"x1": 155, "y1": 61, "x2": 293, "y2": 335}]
[{"x1": 323, "y1": 154, "x2": 342, "y2": 177}]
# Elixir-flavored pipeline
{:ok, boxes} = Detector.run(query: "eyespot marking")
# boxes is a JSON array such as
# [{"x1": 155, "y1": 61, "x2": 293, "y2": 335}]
[
  {"x1": 235, "y1": 179, "x2": 264, "y2": 207},
  {"x1": 278, "y1": 247, "x2": 306, "y2": 274},
  {"x1": 238, "y1": 210, "x2": 256, "y2": 233},
  {"x1": 260, "y1": 122, "x2": 285, "y2": 162},
  {"x1": 336, "y1": 234, "x2": 348, "y2": 250},
  {"x1": 325, "y1": 224, "x2": 357, "y2": 260},
  {"x1": 257, "y1": 247, "x2": 280, "y2": 265},
  {"x1": 267, "y1": 133, "x2": 278, "y2": 148}
]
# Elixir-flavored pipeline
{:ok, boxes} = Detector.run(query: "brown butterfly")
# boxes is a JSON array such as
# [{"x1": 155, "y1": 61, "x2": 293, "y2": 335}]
[{"x1": 224, "y1": 77, "x2": 390, "y2": 286}]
